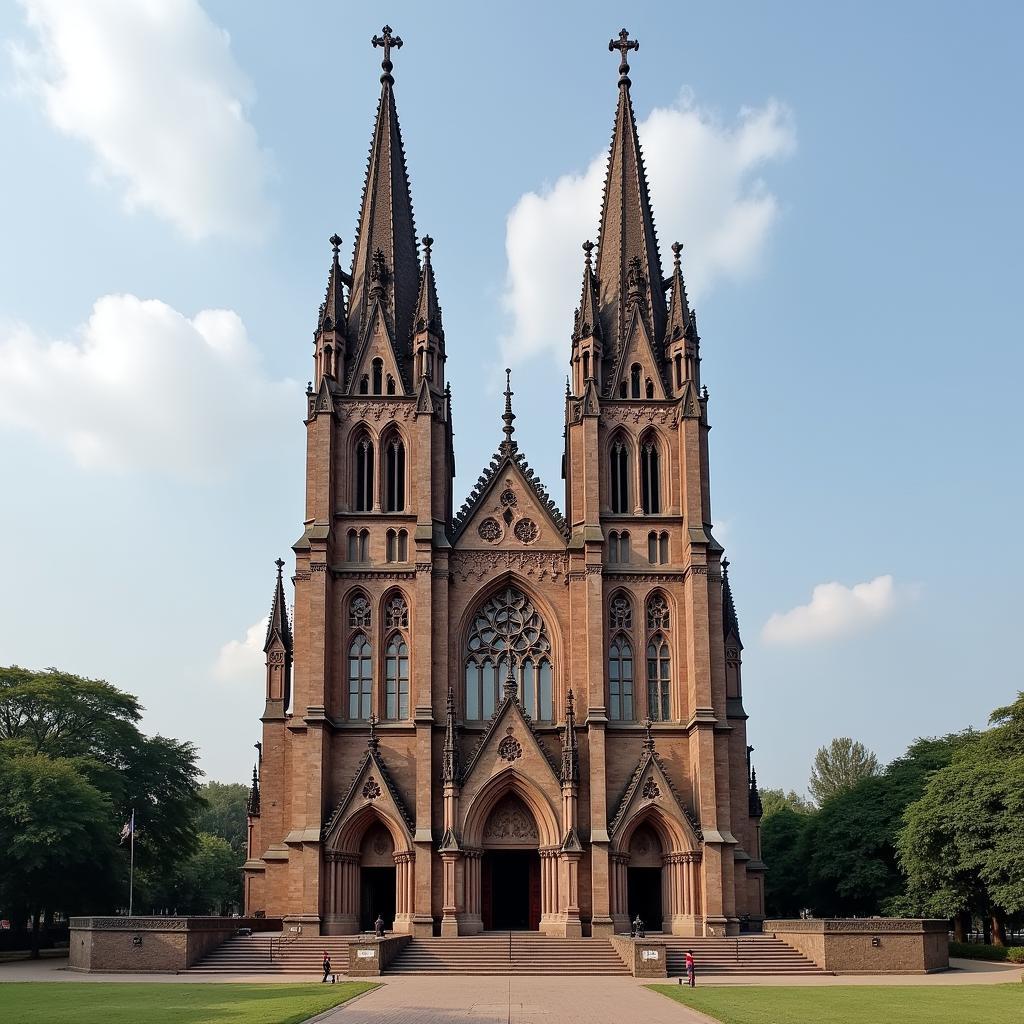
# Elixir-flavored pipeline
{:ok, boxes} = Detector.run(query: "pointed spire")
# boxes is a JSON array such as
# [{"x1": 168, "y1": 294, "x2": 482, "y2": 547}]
[
  {"x1": 317, "y1": 233, "x2": 347, "y2": 337},
  {"x1": 722, "y1": 558, "x2": 743, "y2": 647},
  {"x1": 749, "y1": 765, "x2": 763, "y2": 818},
  {"x1": 561, "y1": 689, "x2": 579, "y2": 784},
  {"x1": 442, "y1": 685, "x2": 460, "y2": 785},
  {"x1": 347, "y1": 27, "x2": 420, "y2": 379},
  {"x1": 595, "y1": 29, "x2": 666, "y2": 372},
  {"x1": 664, "y1": 240, "x2": 692, "y2": 346},
  {"x1": 246, "y1": 763, "x2": 261, "y2": 817},
  {"x1": 413, "y1": 234, "x2": 443, "y2": 341},
  {"x1": 499, "y1": 368, "x2": 517, "y2": 455},
  {"x1": 264, "y1": 558, "x2": 292, "y2": 655},
  {"x1": 574, "y1": 240, "x2": 602, "y2": 344}
]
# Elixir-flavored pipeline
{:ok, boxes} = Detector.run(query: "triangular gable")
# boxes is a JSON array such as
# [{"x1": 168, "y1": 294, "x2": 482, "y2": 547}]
[
  {"x1": 321, "y1": 745, "x2": 414, "y2": 849},
  {"x1": 678, "y1": 379, "x2": 701, "y2": 419},
  {"x1": 609, "y1": 748, "x2": 703, "y2": 846},
  {"x1": 313, "y1": 376, "x2": 335, "y2": 416},
  {"x1": 453, "y1": 450, "x2": 568, "y2": 544},
  {"x1": 609, "y1": 308, "x2": 667, "y2": 400},
  {"x1": 415, "y1": 375, "x2": 436, "y2": 415},
  {"x1": 347, "y1": 300, "x2": 407, "y2": 397}
]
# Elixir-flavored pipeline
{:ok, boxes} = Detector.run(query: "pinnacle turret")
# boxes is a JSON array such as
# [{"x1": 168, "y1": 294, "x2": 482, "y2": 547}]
[
  {"x1": 499, "y1": 368, "x2": 517, "y2": 455},
  {"x1": 722, "y1": 559, "x2": 743, "y2": 648},
  {"x1": 264, "y1": 558, "x2": 292, "y2": 655}
]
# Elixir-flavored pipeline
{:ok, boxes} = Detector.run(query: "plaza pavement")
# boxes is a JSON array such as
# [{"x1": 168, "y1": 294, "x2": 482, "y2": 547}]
[{"x1": 1, "y1": 955, "x2": 1021, "y2": 1024}]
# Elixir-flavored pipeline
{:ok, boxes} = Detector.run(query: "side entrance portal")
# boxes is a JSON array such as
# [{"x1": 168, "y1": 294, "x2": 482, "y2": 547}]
[{"x1": 482, "y1": 851, "x2": 541, "y2": 930}]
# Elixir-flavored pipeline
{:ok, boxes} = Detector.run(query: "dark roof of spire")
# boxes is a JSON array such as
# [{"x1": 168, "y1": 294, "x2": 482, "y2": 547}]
[
  {"x1": 413, "y1": 234, "x2": 443, "y2": 340},
  {"x1": 264, "y1": 558, "x2": 292, "y2": 655},
  {"x1": 317, "y1": 234, "x2": 346, "y2": 336},
  {"x1": 574, "y1": 240, "x2": 603, "y2": 344},
  {"x1": 595, "y1": 33, "x2": 666, "y2": 372},
  {"x1": 346, "y1": 32, "x2": 420, "y2": 383},
  {"x1": 664, "y1": 241, "x2": 692, "y2": 349},
  {"x1": 722, "y1": 559, "x2": 743, "y2": 647}
]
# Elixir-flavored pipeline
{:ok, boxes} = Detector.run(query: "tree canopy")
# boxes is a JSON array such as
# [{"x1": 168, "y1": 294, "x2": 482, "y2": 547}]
[{"x1": 808, "y1": 736, "x2": 879, "y2": 805}]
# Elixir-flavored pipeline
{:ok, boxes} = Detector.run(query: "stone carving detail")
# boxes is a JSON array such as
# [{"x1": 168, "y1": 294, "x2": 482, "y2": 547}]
[
  {"x1": 478, "y1": 517, "x2": 502, "y2": 542},
  {"x1": 373, "y1": 833, "x2": 389, "y2": 856},
  {"x1": 482, "y1": 794, "x2": 538, "y2": 843},
  {"x1": 268, "y1": 650, "x2": 285, "y2": 666},
  {"x1": 349, "y1": 595, "x2": 372, "y2": 627},
  {"x1": 601, "y1": 406, "x2": 680, "y2": 427},
  {"x1": 500, "y1": 488, "x2": 518, "y2": 509},
  {"x1": 362, "y1": 777, "x2": 382, "y2": 800},
  {"x1": 646, "y1": 593, "x2": 670, "y2": 630},
  {"x1": 451, "y1": 551, "x2": 569, "y2": 584},
  {"x1": 498, "y1": 729, "x2": 523, "y2": 763},
  {"x1": 385, "y1": 594, "x2": 409, "y2": 628},
  {"x1": 513, "y1": 518, "x2": 538, "y2": 544},
  {"x1": 609, "y1": 594, "x2": 632, "y2": 630},
  {"x1": 642, "y1": 777, "x2": 661, "y2": 800},
  {"x1": 336, "y1": 400, "x2": 414, "y2": 423}
]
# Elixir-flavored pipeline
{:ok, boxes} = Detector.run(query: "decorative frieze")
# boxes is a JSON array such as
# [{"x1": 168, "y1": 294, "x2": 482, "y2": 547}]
[
  {"x1": 336, "y1": 401, "x2": 415, "y2": 423},
  {"x1": 450, "y1": 550, "x2": 569, "y2": 584}
]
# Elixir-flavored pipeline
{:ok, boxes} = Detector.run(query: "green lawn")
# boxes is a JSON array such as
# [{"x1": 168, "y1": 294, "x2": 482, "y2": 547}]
[
  {"x1": 647, "y1": 984, "x2": 1024, "y2": 1024},
  {"x1": 0, "y1": 982, "x2": 378, "y2": 1024}
]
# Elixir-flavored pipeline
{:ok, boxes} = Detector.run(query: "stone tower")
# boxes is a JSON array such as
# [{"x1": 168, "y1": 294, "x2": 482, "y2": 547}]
[{"x1": 244, "y1": 26, "x2": 765, "y2": 939}]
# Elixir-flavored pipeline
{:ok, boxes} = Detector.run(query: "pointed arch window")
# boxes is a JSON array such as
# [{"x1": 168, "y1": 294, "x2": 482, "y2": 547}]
[
  {"x1": 385, "y1": 436, "x2": 406, "y2": 512},
  {"x1": 641, "y1": 439, "x2": 661, "y2": 514},
  {"x1": 648, "y1": 531, "x2": 669, "y2": 565},
  {"x1": 348, "y1": 635, "x2": 373, "y2": 720},
  {"x1": 609, "y1": 635, "x2": 634, "y2": 721},
  {"x1": 630, "y1": 364, "x2": 642, "y2": 399},
  {"x1": 645, "y1": 378, "x2": 654, "y2": 399},
  {"x1": 355, "y1": 435, "x2": 375, "y2": 512},
  {"x1": 464, "y1": 586, "x2": 552, "y2": 721},
  {"x1": 359, "y1": 375, "x2": 369, "y2": 395},
  {"x1": 619, "y1": 381, "x2": 628, "y2": 399},
  {"x1": 385, "y1": 529, "x2": 409, "y2": 563},
  {"x1": 385, "y1": 635, "x2": 410, "y2": 720},
  {"x1": 386, "y1": 374, "x2": 396, "y2": 395},
  {"x1": 675, "y1": 353, "x2": 683, "y2": 388},
  {"x1": 397, "y1": 529, "x2": 408, "y2": 561},
  {"x1": 372, "y1": 358, "x2": 383, "y2": 395},
  {"x1": 608, "y1": 530, "x2": 631, "y2": 564},
  {"x1": 582, "y1": 351, "x2": 590, "y2": 382},
  {"x1": 347, "y1": 529, "x2": 358, "y2": 562},
  {"x1": 359, "y1": 529, "x2": 369, "y2": 561},
  {"x1": 610, "y1": 439, "x2": 630, "y2": 514},
  {"x1": 609, "y1": 593, "x2": 633, "y2": 631},
  {"x1": 646, "y1": 635, "x2": 670, "y2": 722}
]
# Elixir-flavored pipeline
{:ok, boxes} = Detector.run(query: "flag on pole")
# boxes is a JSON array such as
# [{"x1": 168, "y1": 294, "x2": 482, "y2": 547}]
[{"x1": 119, "y1": 811, "x2": 135, "y2": 844}]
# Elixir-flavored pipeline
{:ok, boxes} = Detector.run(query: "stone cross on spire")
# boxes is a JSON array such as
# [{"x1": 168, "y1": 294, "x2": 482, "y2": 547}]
[
  {"x1": 608, "y1": 28, "x2": 639, "y2": 86},
  {"x1": 372, "y1": 25, "x2": 403, "y2": 83},
  {"x1": 500, "y1": 367, "x2": 517, "y2": 454}
]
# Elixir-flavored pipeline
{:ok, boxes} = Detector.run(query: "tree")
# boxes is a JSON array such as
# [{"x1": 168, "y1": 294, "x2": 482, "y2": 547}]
[
  {"x1": 759, "y1": 787, "x2": 813, "y2": 819},
  {"x1": 143, "y1": 834, "x2": 242, "y2": 915},
  {"x1": 897, "y1": 694, "x2": 1024, "y2": 944},
  {"x1": 762, "y1": 807, "x2": 814, "y2": 917},
  {"x1": 808, "y1": 737, "x2": 879, "y2": 805},
  {"x1": 197, "y1": 781, "x2": 250, "y2": 856}
]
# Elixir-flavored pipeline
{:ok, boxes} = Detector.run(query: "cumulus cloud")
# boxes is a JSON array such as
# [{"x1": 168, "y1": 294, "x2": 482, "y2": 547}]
[
  {"x1": 11, "y1": 0, "x2": 274, "y2": 240},
  {"x1": 761, "y1": 575, "x2": 915, "y2": 646},
  {"x1": 500, "y1": 93, "x2": 795, "y2": 367},
  {"x1": 214, "y1": 616, "x2": 267, "y2": 684},
  {"x1": 0, "y1": 294, "x2": 300, "y2": 478}
]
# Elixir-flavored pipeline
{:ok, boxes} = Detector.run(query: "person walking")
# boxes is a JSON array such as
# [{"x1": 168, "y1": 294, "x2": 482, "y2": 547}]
[
  {"x1": 685, "y1": 948, "x2": 696, "y2": 987},
  {"x1": 322, "y1": 951, "x2": 331, "y2": 983}
]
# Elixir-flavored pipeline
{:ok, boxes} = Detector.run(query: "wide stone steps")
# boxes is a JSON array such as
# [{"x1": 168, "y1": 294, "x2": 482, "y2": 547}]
[
  {"x1": 387, "y1": 934, "x2": 631, "y2": 976},
  {"x1": 189, "y1": 935, "x2": 357, "y2": 975},
  {"x1": 659, "y1": 936, "x2": 826, "y2": 976}
]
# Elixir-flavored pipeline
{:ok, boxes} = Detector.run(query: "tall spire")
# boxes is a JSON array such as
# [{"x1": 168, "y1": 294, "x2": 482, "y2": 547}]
[
  {"x1": 574, "y1": 239, "x2": 603, "y2": 347},
  {"x1": 263, "y1": 558, "x2": 292, "y2": 655},
  {"x1": 413, "y1": 234, "x2": 443, "y2": 342},
  {"x1": 664, "y1": 241, "x2": 691, "y2": 344},
  {"x1": 442, "y1": 685, "x2": 460, "y2": 784},
  {"x1": 318, "y1": 233, "x2": 347, "y2": 336},
  {"x1": 561, "y1": 689, "x2": 579, "y2": 784},
  {"x1": 499, "y1": 368, "x2": 517, "y2": 454},
  {"x1": 347, "y1": 26, "x2": 420, "y2": 380},
  {"x1": 246, "y1": 763, "x2": 261, "y2": 817},
  {"x1": 595, "y1": 29, "x2": 666, "y2": 374},
  {"x1": 722, "y1": 559, "x2": 743, "y2": 647}
]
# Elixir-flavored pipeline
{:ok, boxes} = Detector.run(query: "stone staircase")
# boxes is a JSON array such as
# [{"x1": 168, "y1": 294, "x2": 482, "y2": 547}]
[
  {"x1": 189, "y1": 933, "x2": 356, "y2": 975},
  {"x1": 386, "y1": 933, "x2": 631, "y2": 976},
  {"x1": 660, "y1": 935, "x2": 826, "y2": 977}
]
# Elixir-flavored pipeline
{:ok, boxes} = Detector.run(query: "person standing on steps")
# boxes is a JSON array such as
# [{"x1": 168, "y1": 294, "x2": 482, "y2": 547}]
[
  {"x1": 685, "y1": 949, "x2": 696, "y2": 987},
  {"x1": 322, "y1": 951, "x2": 331, "y2": 983}
]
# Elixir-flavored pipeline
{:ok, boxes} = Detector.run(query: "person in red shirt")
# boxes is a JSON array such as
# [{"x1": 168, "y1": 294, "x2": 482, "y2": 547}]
[{"x1": 685, "y1": 949, "x2": 696, "y2": 987}]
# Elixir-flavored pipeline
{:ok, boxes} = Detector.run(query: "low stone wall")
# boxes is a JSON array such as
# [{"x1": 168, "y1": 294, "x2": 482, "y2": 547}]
[
  {"x1": 764, "y1": 919, "x2": 949, "y2": 974},
  {"x1": 609, "y1": 935, "x2": 668, "y2": 978},
  {"x1": 69, "y1": 916, "x2": 281, "y2": 973},
  {"x1": 347, "y1": 934, "x2": 411, "y2": 976}
]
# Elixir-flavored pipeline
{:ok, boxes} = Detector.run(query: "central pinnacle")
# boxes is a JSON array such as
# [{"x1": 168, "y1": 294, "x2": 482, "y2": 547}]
[{"x1": 500, "y1": 367, "x2": 517, "y2": 452}]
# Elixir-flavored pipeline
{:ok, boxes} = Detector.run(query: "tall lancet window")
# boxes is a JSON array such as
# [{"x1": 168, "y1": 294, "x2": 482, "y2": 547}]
[
  {"x1": 372, "y1": 358, "x2": 384, "y2": 395},
  {"x1": 610, "y1": 438, "x2": 630, "y2": 514},
  {"x1": 641, "y1": 438, "x2": 661, "y2": 515},
  {"x1": 645, "y1": 592, "x2": 671, "y2": 721},
  {"x1": 385, "y1": 435, "x2": 406, "y2": 512},
  {"x1": 464, "y1": 586, "x2": 552, "y2": 721},
  {"x1": 348, "y1": 635, "x2": 373, "y2": 720},
  {"x1": 608, "y1": 593, "x2": 635, "y2": 722},
  {"x1": 630, "y1": 364, "x2": 642, "y2": 399},
  {"x1": 355, "y1": 434, "x2": 375, "y2": 512}
]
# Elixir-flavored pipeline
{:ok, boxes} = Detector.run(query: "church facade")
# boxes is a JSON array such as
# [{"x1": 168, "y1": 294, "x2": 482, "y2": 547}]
[{"x1": 243, "y1": 27, "x2": 765, "y2": 939}]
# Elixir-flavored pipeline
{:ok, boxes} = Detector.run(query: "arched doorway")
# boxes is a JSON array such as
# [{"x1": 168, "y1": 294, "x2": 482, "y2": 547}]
[
  {"x1": 627, "y1": 823, "x2": 663, "y2": 931},
  {"x1": 480, "y1": 793, "x2": 541, "y2": 930},
  {"x1": 359, "y1": 821, "x2": 395, "y2": 931}
]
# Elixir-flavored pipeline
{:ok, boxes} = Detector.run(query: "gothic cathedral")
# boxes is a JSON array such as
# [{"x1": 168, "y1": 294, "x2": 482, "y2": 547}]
[{"x1": 244, "y1": 27, "x2": 765, "y2": 938}]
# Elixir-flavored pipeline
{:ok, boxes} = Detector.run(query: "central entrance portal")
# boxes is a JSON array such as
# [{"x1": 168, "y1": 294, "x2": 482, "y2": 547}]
[{"x1": 479, "y1": 792, "x2": 542, "y2": 930}]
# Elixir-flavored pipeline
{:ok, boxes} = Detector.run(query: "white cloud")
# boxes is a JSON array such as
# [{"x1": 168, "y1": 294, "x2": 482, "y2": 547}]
[
  {"x1": 11, "y1": 0, "x2": 274, "y2": 240},
  {"x1": 214, "y1": 616, "x2": 267, "y2": 684},
  {"x1": 761, "y1": 575, "x2": 915, "y2": 646},
  {"x1": 500, "y1": 93, "x2": 795, "y2": 367},
  {"x1": 0, "y1": 294, "x2": 301, "y2": 478}
]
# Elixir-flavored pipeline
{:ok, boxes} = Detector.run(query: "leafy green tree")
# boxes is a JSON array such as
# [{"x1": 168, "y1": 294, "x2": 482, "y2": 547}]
[
  {"x1": 898, "y1": 694, "x2": 1024, "y2": 945},
  {"x1": 759, "y1": 787, "x2": 813, "y2": 819},
  {"x1": 762, "y1": 806, "x2": 815, "y2": 917},
  {"x1": 197, "y1": 781, "x2": 250, "y2": 856},
  {"x1": 808, "y1": 737, "x2": 880, "y2": 805},
  {"x1": 142, "y1": 834, "x2": 242, "y2": 915}
]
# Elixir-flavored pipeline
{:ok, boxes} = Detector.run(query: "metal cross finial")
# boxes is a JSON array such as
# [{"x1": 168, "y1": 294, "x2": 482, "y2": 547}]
[
  {"x1": 275, "y1": 557, "x2": 285, "y2": 576},
  {"x1": 608, "y1": 28, "x2": 639, "y2": 85},
  {"x1": 329, "y1": 233, "x2": 342, "y2": 257},
  {"x1": 582, "y1": 239, "x2": 595, "y2": 267},
  {"x1": 421, "y1": 234, "x2": 433, "y2": 261},
  {"x1": 372, "y1": 25, "x2": 403, "y2": 83},
  {"x1": 671, "y1": 241, "x2": 683, "y2": 268}
]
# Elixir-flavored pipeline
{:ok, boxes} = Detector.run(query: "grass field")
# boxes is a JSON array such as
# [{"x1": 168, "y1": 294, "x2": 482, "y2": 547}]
[
  {"x1": 0, "y1": 982, "x2": 378, "y2": 1024},
  {"x1": 647, "y1": 984, "x2": 1024, "y2": 1024}
]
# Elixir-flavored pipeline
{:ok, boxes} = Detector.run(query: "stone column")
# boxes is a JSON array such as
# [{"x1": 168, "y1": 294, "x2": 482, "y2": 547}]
[
  {"x1": 461, "y1": 849, "x2": 482, "y2": 934},
  {"x1": 440, "y1": 851, "x2": 459, "y2": 936}
]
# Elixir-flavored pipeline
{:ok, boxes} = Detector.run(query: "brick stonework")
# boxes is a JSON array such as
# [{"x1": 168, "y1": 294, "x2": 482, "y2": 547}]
[{"x1": 244, "y1": 30, "x2": 765, "y2": 940}]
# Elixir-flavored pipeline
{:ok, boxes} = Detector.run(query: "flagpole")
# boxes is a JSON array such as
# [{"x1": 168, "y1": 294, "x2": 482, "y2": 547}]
[{"x1": 128, "y1": 808, "x2": 135, "y2": 917}]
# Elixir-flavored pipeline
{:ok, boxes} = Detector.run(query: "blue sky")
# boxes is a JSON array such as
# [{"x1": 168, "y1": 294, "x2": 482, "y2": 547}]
[{"x1": 0, "y1": 1, "x2": 1021, "y2": 795}]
